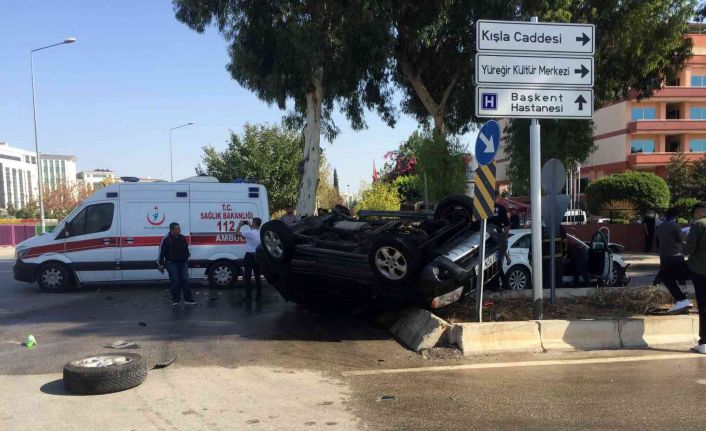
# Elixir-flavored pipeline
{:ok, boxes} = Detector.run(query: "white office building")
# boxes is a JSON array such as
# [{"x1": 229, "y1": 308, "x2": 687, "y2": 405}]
[
  {"x1": 40, "y1": 154, "x2": 77, "y2": 190},
  {"x1": 77, "y1": 169, "x2": 118, "y2": 189},
  {"x1": 0, "y1": 142, "x2": 39, "y2": 210},
  {"x1": 0, "y1": 142, "x2": 78, "y2": 211}
]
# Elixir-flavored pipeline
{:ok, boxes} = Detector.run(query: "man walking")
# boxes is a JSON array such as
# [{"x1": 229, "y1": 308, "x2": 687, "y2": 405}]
[
  {"x1": 655, "y1": 207, "x2": 692, "y2": 313},
  {"x1": 159, "y1": 222, "x2": 196, "y2": 306},
  {"x1": 662, "y1": 203, "x2": 706, "y2": 353},
  {"x1": 236, "y1": 218, "x2": 262, "y2": 301}
]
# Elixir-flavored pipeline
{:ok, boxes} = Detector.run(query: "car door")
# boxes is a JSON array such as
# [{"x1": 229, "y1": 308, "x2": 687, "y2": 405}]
[
  {"x1": 507, "y1": 234, "x2": 531, "y2": 272},
  {"x1": 588, "y1": 231, "x2": 611, "y2": 279},
  {"x1": 59, "y1": 201, "x2": 120, "y2": 283}
]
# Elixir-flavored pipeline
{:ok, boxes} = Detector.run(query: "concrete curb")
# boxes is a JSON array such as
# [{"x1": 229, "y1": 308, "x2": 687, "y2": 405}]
[
  {"x1": 383, "y1": 308, "x2": 451, "y2": 352},
  {"x1": 449, "y1": 315, "x2": 698, "y2": 355},
  {"x1": 539, "y1": 319, "x2": 621, "y2": 351},
  {"x1": 485, "y1": 284, "x2": 696, "y2": 300},
  {"x1": 619, "y1": 315, "x2": 697, "y2": 348},
  {"x1": 450, "y1": 321, "x2": 543, "y2": 355}
]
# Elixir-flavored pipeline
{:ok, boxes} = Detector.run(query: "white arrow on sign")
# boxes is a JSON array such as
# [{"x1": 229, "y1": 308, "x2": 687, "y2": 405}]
[{"x1": 479, "y1": 132, "x2": 495, "y2": 153}]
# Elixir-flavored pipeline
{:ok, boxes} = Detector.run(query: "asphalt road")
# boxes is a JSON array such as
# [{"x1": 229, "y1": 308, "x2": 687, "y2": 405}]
[{"x1": 2, "y1": 258, "x2": 706, "y2": 430}]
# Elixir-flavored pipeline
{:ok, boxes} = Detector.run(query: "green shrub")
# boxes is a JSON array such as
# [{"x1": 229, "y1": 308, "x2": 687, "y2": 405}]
[
  {"x1": 412, "y1": 132, "x2": 466, "y2": 202},
  {"x1": 356, "y1": 181, "x2": 401, "y2": 211},
  {"x1": 672, "y1": 197, "x2": 700, "y2": 220},
  {"x1": 585, "y1": 171, "x2": 670, "y2": 215},
  {"x1": 392, "y1": 175, "x2": 422, "y2": 203}
]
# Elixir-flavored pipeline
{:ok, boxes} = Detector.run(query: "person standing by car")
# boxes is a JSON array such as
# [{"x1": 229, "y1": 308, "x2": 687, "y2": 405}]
[
  {"x1": 158, "y1": 222, "x2": 196, "y2": 306},
  {"x1": 567, "y1": 235, "x2": 590, "y2": 287},
  {"x1": 236, "y1": 218, "x2": 262, "y2": 301},
  {"x1": 654, "y1": 207, "x2": 692, "y2": 313},
  {"x1": 509, "y1": 207, "x2": 521, "y2": 229},
  {"x1": 661, "y1": 203, "x2": 706, "y2": 353},
  {"x1": 280, "y1": 205, "x2": 299, "y2": 226}
]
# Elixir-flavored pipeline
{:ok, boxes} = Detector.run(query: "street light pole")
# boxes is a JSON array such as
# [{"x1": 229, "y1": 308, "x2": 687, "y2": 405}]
[
  {"x1": 169, "y1": 122, "x2": 195, "y2": 182},
  {"x1": 30, "y1": 37, "x2": 76, "y2": 234},
  {"x1": 346, "y1": 184, "x2": 351, "y2": 208}
]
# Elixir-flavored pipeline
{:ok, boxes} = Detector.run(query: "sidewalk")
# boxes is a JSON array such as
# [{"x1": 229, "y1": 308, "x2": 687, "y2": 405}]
[{"x1": 0, "y1": 246, "x2": 15, "y2": 260}]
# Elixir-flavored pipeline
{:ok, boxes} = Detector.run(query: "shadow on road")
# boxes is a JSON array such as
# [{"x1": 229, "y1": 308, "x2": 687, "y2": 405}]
[{"x1": 39, "y1": 379, "x2": 72, "y2": 396}]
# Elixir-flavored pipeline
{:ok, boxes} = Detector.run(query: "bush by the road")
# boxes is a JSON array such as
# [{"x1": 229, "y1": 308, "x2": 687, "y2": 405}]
[
  {"x1": 585, "y1": 171, "x2": 670, "y2": 215},
  {"x1": 356, "y1": 181, "x2": 401, "y2": 212}
]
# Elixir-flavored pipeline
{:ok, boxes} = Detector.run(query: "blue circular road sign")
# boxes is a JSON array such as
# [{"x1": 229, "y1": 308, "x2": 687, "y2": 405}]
[{"x1": 475, "y1": 120, "x2": 500, "y2": 166}]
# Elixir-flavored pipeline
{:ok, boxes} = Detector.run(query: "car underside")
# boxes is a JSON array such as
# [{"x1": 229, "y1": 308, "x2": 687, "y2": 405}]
[{"x1": 256, "y1": 195, "x2": 501, "y2": 309}]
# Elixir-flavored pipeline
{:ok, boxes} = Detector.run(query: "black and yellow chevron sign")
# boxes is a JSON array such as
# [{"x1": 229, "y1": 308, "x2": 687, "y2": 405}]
[{"x1": 473, "y1": 162, "x2": 496, "y2": 221}]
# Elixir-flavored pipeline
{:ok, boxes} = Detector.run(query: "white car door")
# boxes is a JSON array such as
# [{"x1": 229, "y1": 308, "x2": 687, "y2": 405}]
[{"x1": 59, "y1": 201, "x2": 120, "y2": 283}]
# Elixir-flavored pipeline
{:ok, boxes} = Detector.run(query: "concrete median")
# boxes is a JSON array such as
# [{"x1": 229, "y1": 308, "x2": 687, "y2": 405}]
[
  {"x1": 619, "y1": 315, "x2": 697, "y2": 348},
  {"x1": 450, "y1": 321, "x2": 542, "y2": 355},
  {"x1": 538, "y1": 319, "x2": 621, "y2": 351},
  {"x1": 385, "y1": 308, "x2": 451, "y2": 352}
]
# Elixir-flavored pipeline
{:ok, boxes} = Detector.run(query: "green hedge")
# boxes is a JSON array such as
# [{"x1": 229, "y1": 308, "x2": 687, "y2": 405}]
[{"x1": 585, "y1": 171, "x2": 670, "y2": 215}]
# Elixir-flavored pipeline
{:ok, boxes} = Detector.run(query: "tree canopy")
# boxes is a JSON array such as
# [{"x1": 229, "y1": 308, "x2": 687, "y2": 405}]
[
  {"x1": 197, "y1": 123, "x2": 303, "y2": 213},
  {"x1": 173, "y1": 0, "x2": 396, "y2": 216}
]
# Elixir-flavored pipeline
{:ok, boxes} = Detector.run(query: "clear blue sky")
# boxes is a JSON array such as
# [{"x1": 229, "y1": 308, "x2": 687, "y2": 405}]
[{"x1": 0, "y1": 1, "x2": 477, "y2": 194}]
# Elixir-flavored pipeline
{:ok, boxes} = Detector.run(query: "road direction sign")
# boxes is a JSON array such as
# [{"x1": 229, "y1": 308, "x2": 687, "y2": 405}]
[
  {"x1": 473, "y1": 162, "x2": 496, "y2": 221},
  {"x1": 474, "y1": 120, "x2": 500, "y2": 166},
  {"x1": 476, "y1": 86, "x2": 593, "y2": 119},
  {"x1": 476, "y1": 53, "x2": 593, "y2": 87},
  {"x1": 476, "y1": 20, "x2": 595, "y2": 55}
]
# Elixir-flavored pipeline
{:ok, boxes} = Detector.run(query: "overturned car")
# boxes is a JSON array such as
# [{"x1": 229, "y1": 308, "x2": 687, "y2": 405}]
[{"x1": 256, "y1": 195, "x2": 501, "y2": 309}]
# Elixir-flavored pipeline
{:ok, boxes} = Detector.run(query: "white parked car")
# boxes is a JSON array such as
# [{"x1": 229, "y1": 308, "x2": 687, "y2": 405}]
[{"x1": 501, "y1": 229, "x2": 630, "y2": 290}]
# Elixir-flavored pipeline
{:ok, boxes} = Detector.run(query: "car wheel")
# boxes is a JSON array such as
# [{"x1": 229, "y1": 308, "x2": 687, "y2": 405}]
[
  {"x1": 37, "y1": 262, "x2": 71, "y2": 292},
  {"x1": 208, "y1": 260, "x2": 237, "y2": 288},
  {"x1": 63, "y1": 353, "x2": 148, "y2": 395},
  {"x1": 434, "y1": 195, "x2": 475, "y2": 225},
  {"x1": 369, "y1": 234, "x2": 421, "y2": 294},
  {"x1": 505, "y1": 265, "x2": 531, "y2": 290},
  {"x1": 260, "y1": 220, "x2": 295, "y2": 264},
  {"x1": 603, "y1": 262, "x2": 624, "y2": 287}
]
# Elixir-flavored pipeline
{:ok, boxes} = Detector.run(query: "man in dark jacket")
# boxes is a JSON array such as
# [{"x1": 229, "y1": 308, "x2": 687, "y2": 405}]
[
  {"x1": 655, "y1": 207, "x2": 692, "y2": 313},
  {"x1": 159, "y1": 222, "x2": 195, "y2": 306},
  {"x1": 661, "y1": 202, "x2": 706, "y2": 354}
]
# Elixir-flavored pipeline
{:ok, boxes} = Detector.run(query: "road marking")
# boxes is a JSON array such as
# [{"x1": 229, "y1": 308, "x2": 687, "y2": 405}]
[{"x1": 342, "y1": 353, "x2": 706, "y2": 377}]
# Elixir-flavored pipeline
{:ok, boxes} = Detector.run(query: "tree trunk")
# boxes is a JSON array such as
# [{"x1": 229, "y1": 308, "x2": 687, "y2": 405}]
[{"x1": 296, "y1": 77, "x2": 323, "y2": 217}]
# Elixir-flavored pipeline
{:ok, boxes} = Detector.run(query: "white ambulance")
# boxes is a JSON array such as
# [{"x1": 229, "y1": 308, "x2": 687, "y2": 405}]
[{"x1": 13, "y1": 177, "x2": 270, "y2": 291}]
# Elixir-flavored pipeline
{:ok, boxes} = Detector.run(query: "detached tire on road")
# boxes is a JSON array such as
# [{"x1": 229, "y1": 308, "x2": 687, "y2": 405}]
[
  {"x1": 260, "y1": 220, "x2": 295, "y2": 264},
  {"x1": 63, "y1": 353, "x2": 148, "y2": 395},
  {"x1": 369, "y1": 234, "x2": 421, "y2": 297}
]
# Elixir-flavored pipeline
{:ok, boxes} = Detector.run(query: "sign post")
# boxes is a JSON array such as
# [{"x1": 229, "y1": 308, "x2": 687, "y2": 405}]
[
  {"x1": 541, "y1": 159, "x2": 570, "y2": 304},
  {"x1": 472, "y1": 120, "x2": 500, "y2": 323},
  {"x1": 475, "y1": 16, "x2": 595, "y2": 320}
]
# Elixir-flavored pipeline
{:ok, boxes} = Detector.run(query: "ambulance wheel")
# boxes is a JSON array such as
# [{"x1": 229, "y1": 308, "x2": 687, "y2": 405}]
[
  {"x1": 37, "y1": 262, "x2": 71, "y2": 292},
  {"x1": 260, "y1": 220, "x2": 295, "y2": 264},
  {"x1": 208, "y1": 260, "x2": 238, "y2": 289}
]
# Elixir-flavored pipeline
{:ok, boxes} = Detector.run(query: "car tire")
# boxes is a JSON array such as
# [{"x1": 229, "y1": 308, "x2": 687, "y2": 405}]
[
  {"x1": 369, "y1": 234, "x2": 421, "y2": 296},
  {"x1": 504, "y1": 265, "x2": 531, "y2": 290},
  {"x1": 63, "y1": 353, "x2": 148, "y2": 395},
  {"x1": 260, "y1": 220, "x2": 295, "y2": 264},
  {"x1": 207, "y1": 260, "x2": 238, "y2": 289},
  {"x1": 433, "y1": 195, "x2": 478, "y2": 228},
  {"x1": 37, "y1": 262, "x2": 71, "y2": 292},
  {"x1": 603, "y1": 262, "x2": 625, "y2": 287}
]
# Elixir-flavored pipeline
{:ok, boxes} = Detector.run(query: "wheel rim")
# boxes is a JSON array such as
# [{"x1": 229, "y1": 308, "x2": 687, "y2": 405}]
[
  {"x1": 508, "y1": 269, "x2": 527, "y2": 290},
  {"x1": 213, "y1": 265, "x2": 233, "y2": 285},
  {"x1": 608, "y1": 265, "x2": 618, "y2": 285},
  {"x1": 375, "y1": 246, "x2": 407, "y2": 280},
  {"x1": 264, "y1": 231, "x2": 284, "y2": 258},
  {"x1": 41, "y1": 267, "x2": 64, "y2": 289},
  {"x1": 441, "y1": 206, "x2": 471, "y2": 224},
  {"x1": 72, "y1": 356, "x2": 131, "y2": 368}
]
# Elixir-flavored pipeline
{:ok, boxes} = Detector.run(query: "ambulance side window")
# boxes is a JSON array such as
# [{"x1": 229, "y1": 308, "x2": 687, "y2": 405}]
[{"x1": 67, "y1": 203, "x2": 114, "y2": 237}]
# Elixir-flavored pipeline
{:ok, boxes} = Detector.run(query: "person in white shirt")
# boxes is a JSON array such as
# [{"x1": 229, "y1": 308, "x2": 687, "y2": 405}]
[{"x1": 236, "y1": 218, "x2": 262, "y2": 301}]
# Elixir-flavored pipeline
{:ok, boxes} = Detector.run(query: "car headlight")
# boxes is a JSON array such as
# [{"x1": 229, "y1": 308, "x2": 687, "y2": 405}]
[{"x1": 16, "y1": 248, "x2": 28, "y2": 260}]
